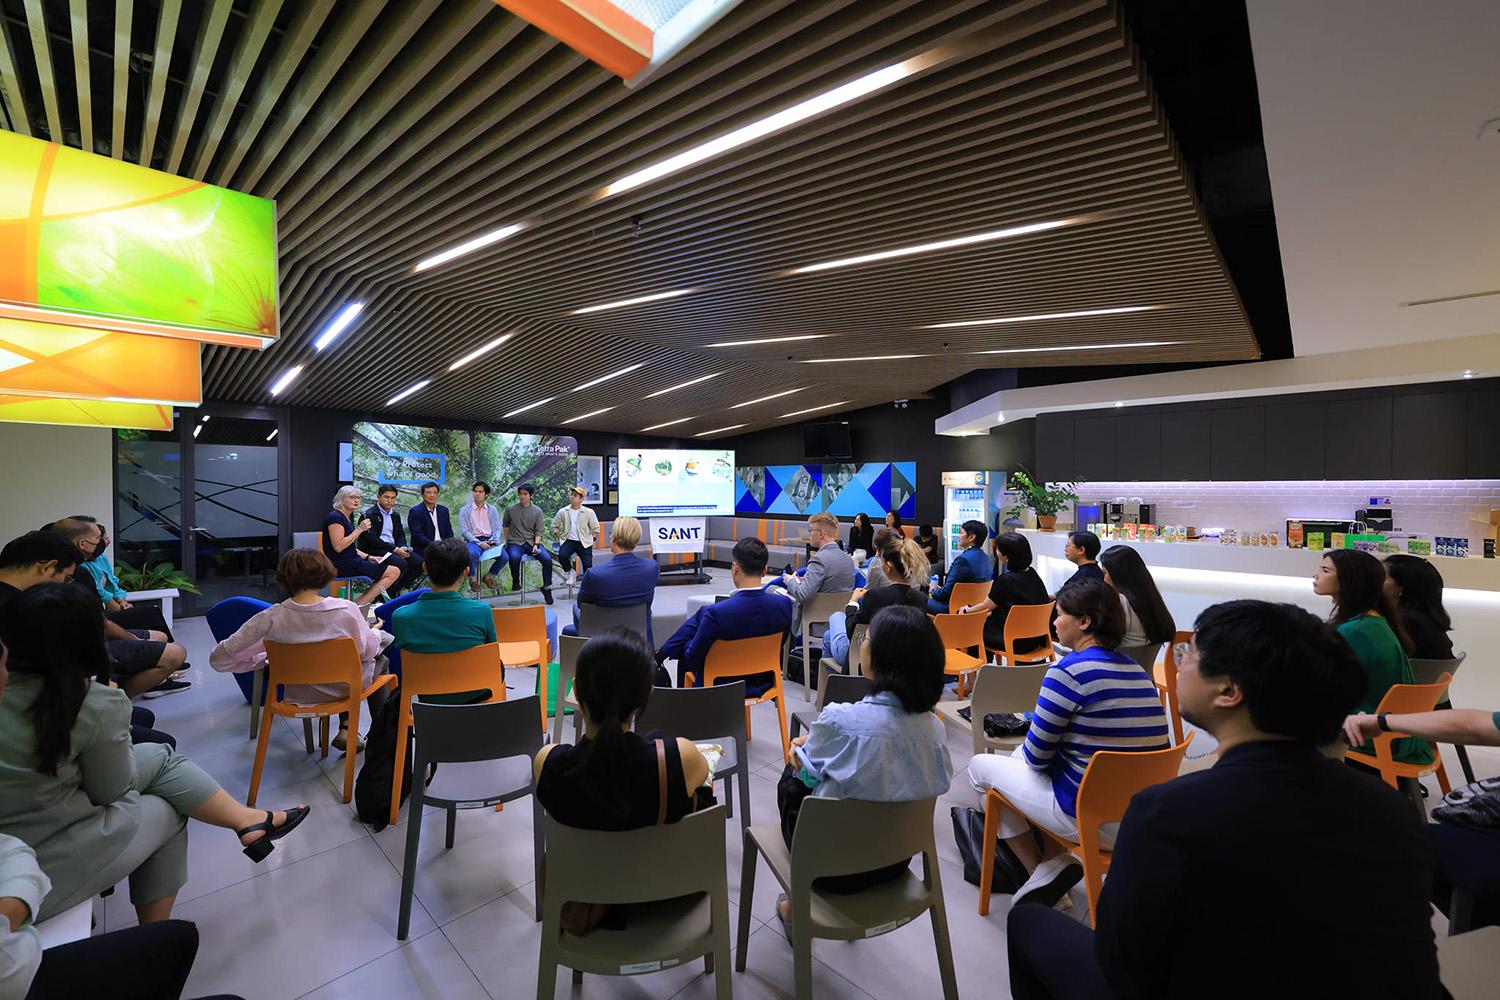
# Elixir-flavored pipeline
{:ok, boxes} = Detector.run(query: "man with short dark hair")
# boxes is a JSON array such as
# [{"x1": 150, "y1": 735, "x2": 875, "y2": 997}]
[
  {"x1": 66, "y1": 516, "x2": 174, "y2": 639},
  {"x1": 501, "y1": 484, "x2": 554, "y2": 604},
  {"x1": 1059, "y1": 530, "x2": 1103, "y2": 590},
  {"x1": 927, "y1": 519, "x2": 991, "y2": 614},
  {"x1": 1006, "y1": 599, "x2": 1442, "y2": 999},
  {"x1": 406, "y1": 481, "x2": 453, "y2": 562},
  {"x1": 388, "y1": 537, "x2": 498, "y2": 703},
  {"x1": 360, "y1": 484, "x2": 418, "y2": 593},
  {"x1": 658, "y1": 537, "x2": 792, "y2": 690}
]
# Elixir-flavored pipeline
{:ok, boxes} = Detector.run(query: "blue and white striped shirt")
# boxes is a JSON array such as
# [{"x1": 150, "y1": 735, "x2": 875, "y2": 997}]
[{"x1": 1022, "y1": 646, "x2": 1170, "y2": 817}]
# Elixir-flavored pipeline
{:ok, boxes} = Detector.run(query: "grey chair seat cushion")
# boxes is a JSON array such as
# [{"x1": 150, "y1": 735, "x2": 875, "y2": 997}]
[{"x1": 421, "y1": 755, "x2": 533, "y2": 805}]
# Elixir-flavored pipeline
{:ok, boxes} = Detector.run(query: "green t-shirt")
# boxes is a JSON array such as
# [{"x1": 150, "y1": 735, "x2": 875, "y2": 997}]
[
  {"x1": 1338, "y1": 614, "x2": 1431, "y2": 765},
  {"x1": 390, "y1": 590, "x2": 499, "y2": 703}
]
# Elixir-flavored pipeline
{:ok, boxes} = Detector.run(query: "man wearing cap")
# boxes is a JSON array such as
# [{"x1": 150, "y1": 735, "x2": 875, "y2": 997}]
[{"x1": 552, "y1": 486, "x2": 600, "y2": 586}]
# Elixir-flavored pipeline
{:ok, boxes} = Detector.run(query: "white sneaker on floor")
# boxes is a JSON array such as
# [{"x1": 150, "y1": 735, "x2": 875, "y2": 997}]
[{"x1": 1011, "y1": 855, "x2": 1083, "y2": 909}]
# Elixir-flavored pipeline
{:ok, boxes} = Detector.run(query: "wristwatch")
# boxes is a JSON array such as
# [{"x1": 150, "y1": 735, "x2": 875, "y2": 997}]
[{"x1": 1376, "y1": 713, "x2": 1391, "y2": 733}]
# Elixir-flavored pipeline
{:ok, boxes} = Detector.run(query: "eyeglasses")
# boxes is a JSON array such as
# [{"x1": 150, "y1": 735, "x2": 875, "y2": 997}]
[{"x1": 1172, "y1": 642, "x2": 1191, "y2": 662}]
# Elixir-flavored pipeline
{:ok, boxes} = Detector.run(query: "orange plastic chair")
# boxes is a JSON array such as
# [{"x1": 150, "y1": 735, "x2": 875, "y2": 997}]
[
  {"x1": 685, "y1": 632, "x2": 791, "y2": 763},
  {"x1": 386, "y1": 642, "x2": 508, "y2": 826},
  {"x1": 492, "y1": 605, "x2": 548, "y2": 728},
  {"x1": 947, "y1": 580, "x2": 990, "y2": 614},
  {"x1": 979, "y1": 732, "x2": 1193, "y2": 923},
  {"x1": 930, "y1": 611, "x2": 989, "y2": 698},
  {"x1": 992, "y1": 602, "x2": 1056, "y2": 666},
  {"x1": 252, "y1": 638, "x2": 397, "y2": 805},
  {"x1": 1345, "y1": 674, "x2": 1453, "y2": 802},
  {"x1": 1152, "y1": 629, "x2": 1194, "y2": 745}
]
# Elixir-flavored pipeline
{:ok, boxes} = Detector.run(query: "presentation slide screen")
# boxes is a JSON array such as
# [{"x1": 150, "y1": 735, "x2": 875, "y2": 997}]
[{"x1": 618, "y1": 449, "x2": 735, "y2": 517}]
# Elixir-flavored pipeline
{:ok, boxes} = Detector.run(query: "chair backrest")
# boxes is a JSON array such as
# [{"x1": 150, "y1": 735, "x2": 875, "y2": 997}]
[
  {"x1": 930, "y1": 610, "x2": 988, "y2": 651},
  {"x1": 848, "y1": 623, "x2": 869, "y2": 666},
  {"x1": 947, "y1": 580, "x2": 989, "y2": 613},
  {"x1": 1374, "y1": 675, "x2": 1452, "y2": 715},
  {"x1": 1154, "y1": 629, "x2": 1194, "y2": 744},
  {"x1": 1074, "y1": 732, "x2": 1194, "y2": 853},
  {"x1": 703, "y1": 632, "x2": 784, "y2": 685},
  {"x1": 802, "y1": 590, "x2": 854, "y2": 629},
  {"x1": 968, "y1": 663, "x2": 1049, "y2": 752},
  {"x1": 375, "y1": 588, "x2": 429, "y2": 628},
  {"x1": 1409, "y1": 652, "x2": 1466, "y2": 703},
  {"x1": 1002, "y1": 602, "x2": 1054, "y2": 660},
  {"x1": 817, "y1": 672, "x2": 872, "y2": 710},
  {"x1": 790, "y1": 797, "x2": 938, "y2": 889},
  {"x1": 577, "y1": 602, "x2": 650, "y2": 638},
  {"x1": 635, "y1": 681, "x2": 748, "y2": 747},
  {"x1": 262, "y1": 637, "x2": 364, "y2": 697},
  {"x1": 1117, "y1": 643, "x2": 1164, "y2": 673},
  {"x1": 400, "y1": 643, "x2": 506, "y2": 701},
  {"x1": 492, "y1": 604, "x2": 548, "y2": 643},
  {"x1": 541, "y1": 805, "x2": 727, "y2": 906},
  {"x1": 292, "y1": 530, "x2": 320, "y2": 551},
  {"x1": 206, "y1": 596, "x2": 271, "y2": 641},
  {"x1": 552, "y1": 634, "x2": 586, "y2": 745},
  {"x1": 410, "y1": 696, "x2": 543, "y2": 765}
]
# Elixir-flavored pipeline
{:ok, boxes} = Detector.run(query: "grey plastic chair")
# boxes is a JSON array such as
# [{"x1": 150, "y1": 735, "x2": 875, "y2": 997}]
[
  {"x1": 1118, "y1": 643, "x2": 1164, "y2": 673},
  {"x1": 936, "y1": 663, "x2": 1049, "y2": 756},
  {"x1": 538, "y1": 805, "x2": 731, "y2": 1000},
  {"x1": 736, "y1": 796, "x2": 958, "y2": 1000},
  {"x1": 787, "y1": 590, "x2": 854, "y2": 694},
  {"x1": 398, "y1": 696, "x2": 544, "y2": 939},
  {"x1": 551, "y1": 634, "x2": 586, "y2": 747},
  {"x1": 790, "y1": 673, "x2": 873, "y2": 740},
  {"x1": 636, "y1": 681, "x2": 750, "y2": 830},
  {"x1": 577, "y1": 602, "x2": 651, "y2": 639},
  {"x1": 1411, "y1": 651, "x2": 1474, "y2": 783},
  {"x1": 847, "y1": 622, "x2": 869, "y2": 672}
]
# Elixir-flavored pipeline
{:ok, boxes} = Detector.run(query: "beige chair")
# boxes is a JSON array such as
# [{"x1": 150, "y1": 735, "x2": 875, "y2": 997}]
[
  {"x1": 1118, "y1": 643, "x2": 1164, "y2": 673},
  {"x1": 551, "y1": 634, "x2": 585, "y2": 747},
  {"x1": 790, "y1": 672, "x2": 873, "y2": 740},
  {"x1": 537, "y1": 806, "x2": 732, "y2": 1000},
  {"x1": 936, "y1": 663, "x2": 1049, "y2": 756},
  {"x1": 736, "y1": 796, "x2": 958, "y2": 1000},
  {"x1": 788, "y1": 589, "x2": 854, "y2": 693},
  {"x1": 847, "y1": 622, "x2": 869, "y2": 671}
]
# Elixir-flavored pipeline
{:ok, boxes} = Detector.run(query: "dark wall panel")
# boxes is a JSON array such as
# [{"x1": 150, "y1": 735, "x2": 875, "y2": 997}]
[
  {"x1": 1116, "y1": 412, "x2": 1162, "y2": 481},
  {"x1": 1210, "y1": 406, "x2": 1265, "y2": 481},
  {"x1": 1159, "y1": 409, "x2": 1211, "y2": 480},
  {"x1": 1264, "y1": 401, "x2": 1325, "y2": 480},
  {"x1": 1324, "y1": 397, "x2": 1392, "y2": 479},
  {"x1": 1392, "y1": 393, "x2": 1467, "y2": 478},
  {"x1": 1035, "y1": 418, "x2": 1076, "y2": 482},
  {"x1": 1074, "y1": 415, "x2": 1118, "y2": 481},
  {"x1": 1468, "y1": 389, "x2": 1500, "y2": 478}
]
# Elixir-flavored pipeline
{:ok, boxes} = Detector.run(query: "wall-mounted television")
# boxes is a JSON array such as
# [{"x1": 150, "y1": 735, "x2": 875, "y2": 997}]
[{"x1": 802, "y1": 421, "x2": 852, "y2": 459}]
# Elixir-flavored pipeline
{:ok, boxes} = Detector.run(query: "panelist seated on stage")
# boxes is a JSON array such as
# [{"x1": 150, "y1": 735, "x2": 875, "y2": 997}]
[
  {"x1": 459, "y1": 481, "x2": 504, "y2": 593},
  {"x1": 660, "y1": 537, "x2": 792, "y2": 693},
  {"x1": 563, "y1": 516, "x2": 657, "y2": 643},
  {"x1": 501, "y1": 483, "x2": 554, "y2": 605},
  {"x1": 406, "y1": 481, "x2": 454, "y2": 561},
  {"x1": 358, "y1": 484, "x2": 420, "y2": 592},
  {"x1": 552, "y1": 486, "x2": 600, "y2": 582},
  {"x1": 323, "y1": 486, "x2": 405, "y2": 605}
]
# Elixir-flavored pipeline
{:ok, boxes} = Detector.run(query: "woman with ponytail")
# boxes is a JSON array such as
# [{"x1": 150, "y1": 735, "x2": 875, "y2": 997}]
[{"x1": 822, "y1": 537, "x2": 930, "y2": 669}]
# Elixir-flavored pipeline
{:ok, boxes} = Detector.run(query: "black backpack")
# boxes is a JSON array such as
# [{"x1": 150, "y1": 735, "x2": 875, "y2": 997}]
[{"x1": 355, "y1": 688, "x2": 411, "y2": 830}]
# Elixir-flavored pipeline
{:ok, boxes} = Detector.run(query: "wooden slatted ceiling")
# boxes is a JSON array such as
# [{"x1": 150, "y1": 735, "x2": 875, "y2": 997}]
[{"x1": 0, "y1": 0, "x2": 1259, "y2": 437}]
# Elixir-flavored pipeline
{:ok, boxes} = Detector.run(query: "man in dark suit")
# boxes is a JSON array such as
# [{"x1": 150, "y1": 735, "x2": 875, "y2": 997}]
[
  {"x1": 406, "y1": 481, "x2": 453, "y2": 562},
  {"x1": 1005, "y1": 599, "x2": 1442, "y2": 1000},
  {"x1": 660, "y1": 537, "x2": 793, "y2": 693},
  {"x1": 358, "y1": 484, "x2": 418, "y2": 594},
  {"x1": 563, "y1": 515, "x2": 658, "y2": 644}
]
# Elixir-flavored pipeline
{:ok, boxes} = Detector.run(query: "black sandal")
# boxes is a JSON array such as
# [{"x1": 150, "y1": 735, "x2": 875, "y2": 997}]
[{"x1": 236, "y1": 805, "x2": 311, "y2": 862}]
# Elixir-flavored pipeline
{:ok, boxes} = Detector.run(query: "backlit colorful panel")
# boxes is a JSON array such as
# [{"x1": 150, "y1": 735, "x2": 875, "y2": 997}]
[
  {"x1": 737, "y1": 461, "x2": 916, "y2": 518},
  {"x1": 0, "y1": 394, "x2": 172, "y2": 430},
  {"x1": 0, "y1": 317, "x2": 201, "y2": 404}
]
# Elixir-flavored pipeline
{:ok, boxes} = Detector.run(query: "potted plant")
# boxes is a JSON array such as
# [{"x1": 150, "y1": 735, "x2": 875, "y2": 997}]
[
  {"x1": 1006, "y1": 469, "x2": 1082, "y2": 532},
  {"x1": 114, "y1": 559, "x2": 202, "y2": 595}
]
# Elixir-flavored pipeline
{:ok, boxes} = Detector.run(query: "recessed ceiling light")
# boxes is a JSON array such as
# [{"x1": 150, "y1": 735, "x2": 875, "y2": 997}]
[
  {"x1": 1115, "y1": 401, "x2": 1125, "y2": 408},
  {"x1": 801, "y1": 354, "x2": 922, "y2": 363},
  {"x1": 265, "y1": 428, "x2": 278, "y2": 441},
  {"x1": 414, "y1": 224, "x2": 523, "y2": 272},
  {"x1": 571, "y1": 289, "x2": 694, "y2": 315},
  {"x1": 268, "y1": 365, "x2": 304, "y2": 396},
  {"x1": 779, "y1": 400, "x2": 850, "y2": 418},
  {"x1": 1462, "y1": 370, "x2": 1475, "y2": 378},
  {"x1": 787, "y1": 219, "x2": 1076, "y2": 275},
  {"x1": 704, "y1": 334, "x2": 834, "y2": 348},
  {"x1": 924, "y1": 306, "x2": 1162, "y2": 329},
  {"x1": 448, "y1": 334, "x2": 515, "y2": 371},
  {"x1": 598, "y1": 61, "x2": 917, "y2": 199},
  {"x1": 973, "y1": 340, "x2": 1181, "y2": 356},
  {"x1": 192, "y1": 423, "x2": 202, "y2": 438},
  {"x1": 996, "y1": 413, "x2": 1005, "y2": 423},
  {"x1": 641, "y1": 416, "x2": 694, "y2": 432},
  {"x1": 502, "y1": 396, "x2": 556, "y2": 419},
  {"x1": 199, "y1": 414, "x2": 210, "y2": 423},
  {"x1": 645, "y1": 372, "x2": 723, "y2": 398},
  {"x1": 730, "y1": 387, "x2": 805, "y2": 408},
  {"x1": 387, "y1": 379, "x2": 432, "y2": 406},
  {"x1": 313, "y1": 302, "x2": 365, "y2": 351},
  {"x1": 573, "y1": 363, "x2": 645, "y2": 392},
  {"x1": 563, "y1": 406, "x2": 616, "y2": 425},
  {"x1": 694, "y1": 423, "x2": 746, "y2": 437}
]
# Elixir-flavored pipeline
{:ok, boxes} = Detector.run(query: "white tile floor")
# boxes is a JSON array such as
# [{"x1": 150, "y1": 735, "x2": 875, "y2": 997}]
[{"x1": 110, "y1": 571, "x2": 1492, "y2": 999}]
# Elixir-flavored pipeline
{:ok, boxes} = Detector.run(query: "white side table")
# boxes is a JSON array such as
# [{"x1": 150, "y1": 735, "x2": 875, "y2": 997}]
[{"x1": 124, "y1": 588, "x2": 181, "y2": 631}]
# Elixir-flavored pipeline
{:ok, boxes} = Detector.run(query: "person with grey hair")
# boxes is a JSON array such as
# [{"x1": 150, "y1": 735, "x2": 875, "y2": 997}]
[{"x1": 322, "y1": 485, "x2": 402, "y2": 605}]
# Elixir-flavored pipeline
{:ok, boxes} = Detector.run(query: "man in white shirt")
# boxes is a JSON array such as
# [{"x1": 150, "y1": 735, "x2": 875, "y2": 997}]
[{"x1": 551, "y1": 486, "x2": 600, "y2": 585}]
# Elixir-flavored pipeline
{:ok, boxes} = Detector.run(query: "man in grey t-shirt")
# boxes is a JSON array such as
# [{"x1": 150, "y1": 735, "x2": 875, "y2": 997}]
[{"x1": 502, "y1": 483, "x2": 555, "y2": 603}]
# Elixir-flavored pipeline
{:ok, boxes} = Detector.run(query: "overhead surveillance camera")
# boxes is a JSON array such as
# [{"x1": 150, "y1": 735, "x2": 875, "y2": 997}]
[{"x1": 894, "y1": 399, "x2": 909, "y2": 409}]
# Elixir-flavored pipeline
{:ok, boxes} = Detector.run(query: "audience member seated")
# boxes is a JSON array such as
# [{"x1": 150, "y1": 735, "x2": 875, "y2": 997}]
[
  {"x1": 884, "y1": 509, "x2": 904, "y2": 535},
  {"x1": 0, "y1": 587, "x2": 310, "y2": 927},
  {"x1": 927, "y1": 519, "x2": 991, "y2": 615},
  {"x1": 860, "y1": 526, "x2": 902, "y2": 589},
  {"x1": 916, "y1": 523, "x2": 942, "y2": 572},
  {"x1": 823, "y1": 538, "x2": 929, "y2": 669},
  {"x1": 1383, "y1": 553, "x2": 1454, "y2": 660},
  {"x1": 552, "y1": 486, "x2": 600, "y2": 583},
  {"x1": 1057, "y1": 530, "x2": 1103, "y2": 592},
  {"x1": 658, "y1": 537, "x2": 792, "y2": 692},
  {"x1": 777, "y1": 604, "x2": 953, "y2": 933},
  {"x1": 967, "y1": 579, "x2": 1168, "y2": 907},
  {"x1": 459, "y1": 481, "x2": 504, "y2": 592},
  {"x1": 564, "y1": 515, "x2": 658, "y2": 643},
  {"x1": 958, "y1": 530, "x2": 1050, "y2": 656},
  {"x1": 388, "y1": 537, "x2": 496, "y2": 704},
  {"x1": 406, "y1": 481, "x2": 454, "y2": 561},
  {"x1": 780, "y1": 512, "x2": 857, "y2": 637},
  {"x1": 70, "y1": 515, "x2": 175, "y2": 639},
  {"x1": 210, "y1": 548, "x2": 394, "y2": 754},
  {"x1": 1098, "y1": 545, "x2": 1176, "y2": 649},
  {"x1": 47, "y1": 519, "x2": 189, "y2": 699},
  {"x1": 1314, "y1": 549, "x2": 1429, "y2": 765},
  {"x1": 848, "y1": 513, "x2": 875, "y2": 562},
  {"x1": 323, "y1": 486, "x2": 403, "y2": 606},
  {"x1": 501, "y1": 483, "x2": 554, "y2": 605},
  {"x1": 358, "y1": 484, "x2": 420, "y2": 594},
  {"x1": 1008, "y1": 600, "x2": 1442, "y2": 999},
  {"x1": 534, "y1": 628, "x2": 710, "y2": 830}
]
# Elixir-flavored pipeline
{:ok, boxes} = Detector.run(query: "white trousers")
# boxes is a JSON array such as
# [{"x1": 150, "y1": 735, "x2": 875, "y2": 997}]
[{"x1": 967, "y1": 747, "x2": 1081, "y2": 842}]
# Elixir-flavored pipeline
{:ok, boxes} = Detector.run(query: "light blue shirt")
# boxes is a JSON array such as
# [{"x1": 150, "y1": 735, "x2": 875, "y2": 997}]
[
  {"x1": 800, "y1": 691, "x2": 953, "y2": 801},
  {"x1": 82, "y1": 554, "x2": 127, "y2": 603}
]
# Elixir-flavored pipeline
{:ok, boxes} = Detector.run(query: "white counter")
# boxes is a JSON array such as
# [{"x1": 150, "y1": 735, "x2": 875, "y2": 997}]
[{"x1": 1020, "y1": 530, "x2": 1500, "y2": 709}]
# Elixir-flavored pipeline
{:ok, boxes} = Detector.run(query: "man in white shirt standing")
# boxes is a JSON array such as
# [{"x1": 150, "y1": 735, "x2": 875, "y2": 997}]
[{"x1": 552, "y1": 486, "x2": 600, "y2": 586}]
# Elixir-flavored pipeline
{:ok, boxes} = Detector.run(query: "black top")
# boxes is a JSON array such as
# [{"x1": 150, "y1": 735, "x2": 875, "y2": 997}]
[
  {"x1": 537, "y1": 731, "x2": 696, "y2": 832},
  {"x1": 983, "y1": 567, "x2": 1050, "y2": 653},
  {"x1": 1402, "y1": 609, "x2": 1454, "y2": 661},
  {"x1": 849, "y1": 523, "x2": 874, "y2": 556},
  {"x1": 1063, "y1": 562, "x2": 1105, "y2": 589},
  {"x1": 357, "y1": 504, "x2": 407, "y2": 557},
  {"x1": 917, "y1": 535, "x2": 941, "y2": 563},
  {"x1": 0, "y1": 580, "x2": 17, "y2": 611},
  {"x1": 850, "y1": 583, "x2": 928, "y2": 629},
  {"x1": 1095, "y1": 740, "x2": 1440, "y2": 999},
  {"x1": 321, "y1": 510, "x2": 369, "y2": 577}
]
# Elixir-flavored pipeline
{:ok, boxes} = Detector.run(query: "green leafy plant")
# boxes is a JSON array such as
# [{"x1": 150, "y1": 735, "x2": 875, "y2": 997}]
[
  {"x1": 113, "y1": 559, "x2": 201, "y2": 595},
  {"x1": 1006, "y1": 469, "x2": 1082, "y2": 519}
]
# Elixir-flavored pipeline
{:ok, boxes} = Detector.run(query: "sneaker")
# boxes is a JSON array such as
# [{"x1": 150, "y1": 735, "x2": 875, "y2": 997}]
[
  {"x1": 1011, "y1": 854, "x2": 1083, "y2": 908},
  {"x1": 565, "y1": 570, "x2": 577, "y2": 586},
  {"x1": 143, "y1": 679, "x2": 192, "y2": 699},
  {"x1": 331, "y1": 728, "x2": 365, "y2": 753}
]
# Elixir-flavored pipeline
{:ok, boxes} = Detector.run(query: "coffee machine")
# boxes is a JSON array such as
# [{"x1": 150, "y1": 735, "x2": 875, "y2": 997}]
[{"x1": 1105, "y1": 499, "x2": 1156, "y2": 525}]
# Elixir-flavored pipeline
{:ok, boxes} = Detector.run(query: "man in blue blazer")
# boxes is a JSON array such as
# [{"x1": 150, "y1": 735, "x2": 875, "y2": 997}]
[
  {"x1": 406, "y1": 481, "x2": 454, "y2": 560},
  {"x1": 564, "y1": 515, "x2": 659, "y2": 643},
  {"x1": 660, "y1": 537, "x2": 793, "y2": 694},
  {"x1": 928, "y1": 519, "x2": 991, "y2": 614}
]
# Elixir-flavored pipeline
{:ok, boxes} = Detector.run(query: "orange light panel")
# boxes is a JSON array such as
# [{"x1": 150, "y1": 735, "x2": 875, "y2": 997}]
[
  {"x1": 0, "y1": 317, "x2": 201, "y2": 405},
  {"x1": 0, "y1": 394, "x2": 172, "y2": 431},
  {"x1": 496, "y1": 0, "x2": 653, "y2": 78}
]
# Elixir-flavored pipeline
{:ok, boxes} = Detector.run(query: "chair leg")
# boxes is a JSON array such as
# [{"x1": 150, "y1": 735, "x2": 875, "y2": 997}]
[
  {"x1": 343, "y1": 703, "x2": 361, "y2": 803},
  {"x1": 531, "y1": 794, "x2": 544, "y2": 922},
  {"x1": 792, "y1": 901, "x2": 814, "y2": 1000},
  {"x1": 978, "y1": 793, "x2": 999, "y2": 917},
  {"x1": 744, "y1": 703, "x2": 753, "y2": 742},
  {"x1": 249, "y1": 669, "x2": 263, "y2": 741},
  {"x1": 773, "y1": 694, "x2": 791, "y2": 763},
  {"x1": 572, "y1": 969, "x2": 583, "y2": 985},
  {"x1": 1456, "y1": 743, "x2": 1476, "y2": 785},
  {"x1": 319, "y1": 716, "x2": 330, "y2": 759},
  {"x1": 397, "y1": 789, "x2": 424, "y2": 940},
  {"x1": 247, "y1": 705, "x2": 275, "y2": 807},
  {"x1": 302, "y1": 718, "x2": 314, "y2": 754},
  {"x1": 734, "y1": 831, "x2": 758, "y2": 970},
  {"x1": 1436, "y1": 755, "x2": 1453, "y2": 796},
  {"x1": 928, "y1": 900, "x2": 960, "y2": 1000},
  {"x1": 1399, "y1": 775, "x2": 1426, "y2": 820},
  {"x1": 445, "y1": 806, "x2": 457, "y2": 850},
  {"x1": 711, "y1": 889, "x2": 733, "y2": 1000},
  {"x1": 737, "y1": 768, "x2": 751, "y2": 832},
  {"x1": 722, "y1": 775, "x2": 733, "y2": 820},
  {"x1": 389, "y1": 710, "x2": 411, "y2": 826},
  {"x1": 535, "y1": 954, "x2": 557, "y2": 1000},
  {"x1": 1450, "y1": 885, "x2": 1474, "y2": 936}
]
